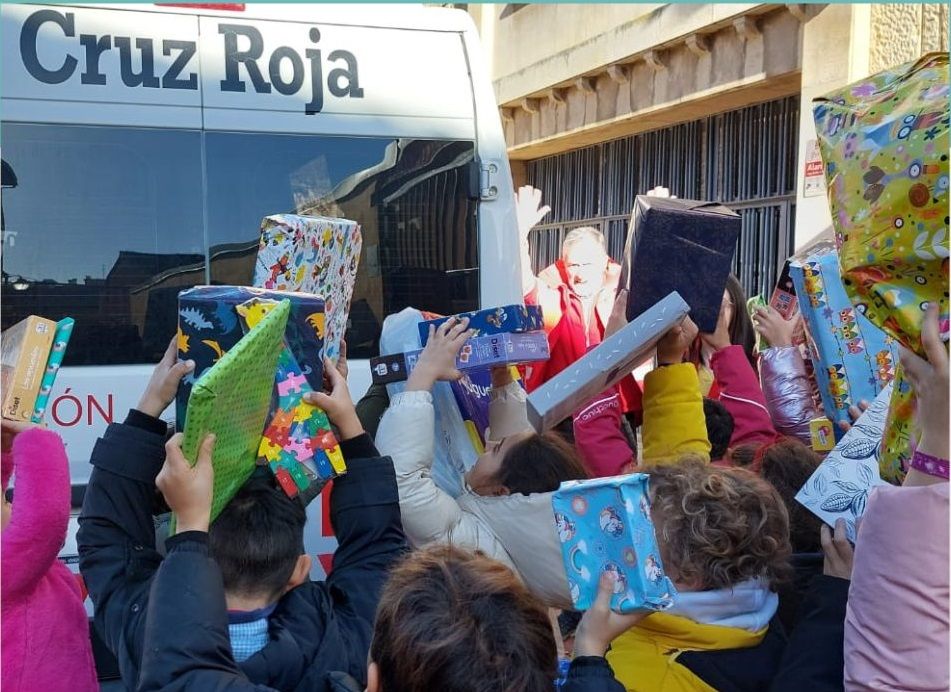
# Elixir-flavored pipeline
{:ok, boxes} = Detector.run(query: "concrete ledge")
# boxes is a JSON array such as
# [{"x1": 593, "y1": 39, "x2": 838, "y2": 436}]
[{"x1": 506, "y1": 69, "x2": 801, "y2": 160}]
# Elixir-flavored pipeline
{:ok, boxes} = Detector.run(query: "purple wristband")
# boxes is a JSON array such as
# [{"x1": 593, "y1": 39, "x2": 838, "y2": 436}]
[{"x1": 910, "y1": 450, "x2": 950, "y2": 480}]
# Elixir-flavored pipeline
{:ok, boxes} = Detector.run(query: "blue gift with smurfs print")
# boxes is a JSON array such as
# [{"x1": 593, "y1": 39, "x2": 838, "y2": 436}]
[
  {"x1": 418, "y1": 304, "x2": 544, "y2": 346},
  {"x1": 552, "y1": 474, "x2": 677, "y2": 614}
]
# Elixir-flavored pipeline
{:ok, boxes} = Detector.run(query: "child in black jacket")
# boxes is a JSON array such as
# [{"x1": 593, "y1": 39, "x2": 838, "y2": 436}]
[{"x1": 78, "y1": 338, "x2": 407, "y2": 691}]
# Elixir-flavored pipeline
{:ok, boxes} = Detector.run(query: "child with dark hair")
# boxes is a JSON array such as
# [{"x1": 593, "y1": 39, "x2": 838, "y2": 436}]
[
  {"x1": 78, "y1": 337, "x2": 407, "y2": 690},
  {"x1": 702, "y1": 398, "x2": 734, "y2": 462}
]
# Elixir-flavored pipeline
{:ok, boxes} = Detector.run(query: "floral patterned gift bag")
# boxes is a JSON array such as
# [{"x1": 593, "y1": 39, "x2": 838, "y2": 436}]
[{"x1": 813, "y1": 52, "x2": 949, "y2": 481}]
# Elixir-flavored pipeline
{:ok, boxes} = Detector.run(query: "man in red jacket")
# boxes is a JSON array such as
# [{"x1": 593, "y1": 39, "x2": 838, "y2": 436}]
[{"x1": 516, "y1": 186, "x2": 643, "y2": 426}]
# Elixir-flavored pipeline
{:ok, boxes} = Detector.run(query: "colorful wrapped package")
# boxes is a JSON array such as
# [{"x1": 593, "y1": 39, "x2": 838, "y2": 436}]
[
  {"x1": 370, "y1": 332, "x2": 549, "y2": 385},
  {"x1": 619, "y1": 196, "x2": 740, "y2": 332},
  {"x1": 176, "y1": 286, "x2": 325, "y2": 431},
  {"x1": 180, "y1": 300, "x2": 289, "y2": 523},
  {"x1": 236, "y1": 300, "x2": 345, "y2": 499},
  {"x1": 31, "y1": 318, "x2": 74, "y2": 423},
  {"x1": 796, "y1": 383, "x2": 891, "y2": 542},
  {"x1": 527, "y1": 292, "x2": 689, "y2": 432},
  {"x1": 253, "y1": 214, "x2": 362, "y2": 363},
  {"x1": 552, "y1": 473, "x2": 677, "y2": 613},
  {"x1": 812, "y1": 52, "x2": 949, "y2": 479},
  {"x1": 418, "y1": 304, "x2": 545, "y2": 346},
  {"x1": 789, "y1": 248, "x2": 899, "y2": 433}
]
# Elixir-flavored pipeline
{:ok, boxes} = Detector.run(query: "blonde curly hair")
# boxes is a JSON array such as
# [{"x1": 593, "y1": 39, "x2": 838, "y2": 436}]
[{"x1": 648, "y1": 459, "x2": 792, "y2": 591}]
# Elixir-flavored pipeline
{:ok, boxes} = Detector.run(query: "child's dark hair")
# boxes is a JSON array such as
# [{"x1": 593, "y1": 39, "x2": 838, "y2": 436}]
[
  {"x1": 498, "y1": 432, "x2": 589, "y2": 495},
  {"x1": 725, "y1": 274, "x2": 757, "y2": 369},
  {"x1": 703, "y1": 398, "x2": 734, "y2": 461},
  {"x1": 758, "y1": 437, "x2": 824, "y2": 554},
  {"x1": 209, "y1": 475, "x2": 306, "y2": 602},
  {"x1": 371, "y1": 545, "x2": 557, "y2": 692}
]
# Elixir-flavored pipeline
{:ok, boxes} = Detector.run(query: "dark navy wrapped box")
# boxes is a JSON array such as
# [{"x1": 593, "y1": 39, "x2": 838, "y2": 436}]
[
  {"x1": 176, "y1": 286, "x2": 324, "y2": 430},
  {"x1": 418, "y1": 304, "x2": 544, "y2": 347},
  {"x1": 619, "y1": 196, "x2": 740, "y2": 333}
]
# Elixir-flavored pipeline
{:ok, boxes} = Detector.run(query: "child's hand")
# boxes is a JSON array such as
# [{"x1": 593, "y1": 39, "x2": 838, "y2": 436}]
[
  {"x1": 405, "y1": 318, "x2": 472, "y2": 392},
  {"x1": 821, "y1": 518, "x2": 854, "y2": 580},
  {"x1": 490, "y1": 366, "x2": 515, "y2": 389},
  {"x1": 158, "y1": 432, "x2": 215, "y2": 534},
  {"x1": 700, "y1": 291, "x2": 734, "y2": 352},
  {"x1": 900, "y1": 304, "x2": 949, "y2": 462},
  {"x1": 138, "y1": 337, "x2": 195, "y2": 419},
  {"x1": 304, "y1": 358, "x2": 363, "y2": 441},
  {"x1": 573, "y1": 571, "x2": 649, "y2": 658},
  {"x1": 604, "y1": 290, "x2": 629, "y2": 340},
  {"x1": 1, "y1": 420, "x2": 38, "y2": 455},
  {"x1": 836, "y1": 400, "x2": 870, "y2": 434},
  {"x1": 753, "y1": 307, "x2": 799, "y2": 348},
  {"x1": 333, "y1": 340, "x2": 349, "y2": 382},
  {"x1": 656, "y1": 316, "x2": 698, "y2": 365}
]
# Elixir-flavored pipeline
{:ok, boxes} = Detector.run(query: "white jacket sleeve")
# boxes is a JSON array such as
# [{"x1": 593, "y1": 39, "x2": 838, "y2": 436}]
[
  {"x1": 487, "y1": 380, "x2": 533, "y2": 442},
  {"x1": 375, "y1": 390, "x2": 511, "y2": 563}
]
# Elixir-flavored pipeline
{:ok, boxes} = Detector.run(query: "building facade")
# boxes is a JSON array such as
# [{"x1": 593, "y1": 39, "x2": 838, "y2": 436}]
[{"x1": 467, "y1": 3, "x2": 948, "y2": 297}]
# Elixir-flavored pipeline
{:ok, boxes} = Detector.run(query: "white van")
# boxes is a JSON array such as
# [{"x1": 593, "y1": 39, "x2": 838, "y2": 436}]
[
  {"x1": 1, "y1": 2, "x2": 519, "y2": 587},
  {"x1": 1, "y1": 2, "x2": 519, "y2": 478}
]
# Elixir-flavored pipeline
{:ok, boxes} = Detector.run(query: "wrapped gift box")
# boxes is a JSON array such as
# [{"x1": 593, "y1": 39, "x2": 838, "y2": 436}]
[
  {"x1": 1, "y1": 315, "x2": 57, "y2": 422},
  {"x1": 176, "y1": 286, "x2": 324, "y2": 430},
  {"x1": 789, "y1": 249, "x2": 899, "y2": 433},
  {"x1": 253, "y1": 214, "x2": 362, "y2": 363},
  {"x1": 31, "y1": 318, "x2": 74, "y2": 423},
  {"x1": 619, "y1": 196, "x2": 739, "y2": 332},
  {"x1": 236, "y1": 300, "x2": 345, "y2": 499},
  {"x1": 796, "y1": 383, "x2": 891, "y2": 540},
  {"x1": 180, "y1": 300, "x2": 289, "y2": 523},
  {"x1": 418, "y1": 304, "x2": 544, "y2": 346},
  {"x1": 527, "y1": 292, "x2": 689, "y2": 432},
  {"x1": 552, "y1": 473, "x2": 677, "y2": 613},
  {"x1": 812, "y1": 53, "x2": 949, "y2": 476},
  {"x1": 370, "y1": 332, "x2": 549, "y2": 385}
]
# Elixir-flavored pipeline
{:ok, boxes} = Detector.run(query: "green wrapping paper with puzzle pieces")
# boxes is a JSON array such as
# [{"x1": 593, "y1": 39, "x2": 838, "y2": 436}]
[
  {"x1": 180, "y1": 300, "x2": 291, "y2": 523},
  {"x1": 238, "y1": 300, "x2": 345, "y2": 499}
]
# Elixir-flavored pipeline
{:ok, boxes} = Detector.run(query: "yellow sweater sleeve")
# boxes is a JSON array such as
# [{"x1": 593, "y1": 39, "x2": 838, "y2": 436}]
[{"x1": 641, "y1": 363, "x2": 711, "y2": 465}]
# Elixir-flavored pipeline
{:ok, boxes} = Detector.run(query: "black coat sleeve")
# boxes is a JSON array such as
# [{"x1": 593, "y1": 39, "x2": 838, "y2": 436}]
[
  {"x1": 561, "y1": 657, "x2": 627, "y2": 692},
  {"x1": 324, "y1": 435, "x2": 409, "y2": 666},
  {"x1": 77, "y1": 411, "x2": 168, "y2": 685},
  {"x1": 137, "y1": 532, "x2": 275, "y2": 692},
  {"x1": 770, "y1": 574, "x2": 849, "y2": 692}
]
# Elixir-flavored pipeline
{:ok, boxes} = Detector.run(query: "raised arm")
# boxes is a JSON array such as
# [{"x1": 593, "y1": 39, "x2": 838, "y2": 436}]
[
  {"x1": 641, "y1": 317, "x2": 711, "y2": 466},
  {"x1": 302, "y1": 358, "x2": 408, "y2": 626},
  {"x1": 1, "y1": 425, "x2": 71, "y2": 602},
  {"x1": 516, "y1": 185, "x2": 551, "y2": 297}
]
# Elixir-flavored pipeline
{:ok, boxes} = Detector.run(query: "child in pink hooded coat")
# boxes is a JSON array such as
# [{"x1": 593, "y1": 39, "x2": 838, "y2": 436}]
[{"x1": 1, "y1": 423, "x2": 98, "y2": 692}]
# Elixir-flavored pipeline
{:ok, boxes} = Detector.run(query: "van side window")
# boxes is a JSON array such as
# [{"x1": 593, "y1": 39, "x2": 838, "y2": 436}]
[
  {"x1": 1, "y1": 124, "x2": 205, "y2": 365},
  {"x1": 1, "y1": 124, "x2": 480, "y2": 363},
  {"x1": 205, "y1": 134, "x2": 479, "y2": 359}
]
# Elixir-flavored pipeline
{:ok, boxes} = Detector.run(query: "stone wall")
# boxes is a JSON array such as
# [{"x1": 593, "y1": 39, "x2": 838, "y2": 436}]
[
  {"x1": 495, "y1": 5, "x2": 803, "y2": 159},
  {"x1": 870, "y1": 3, "x2": 949, "y2": 74}
]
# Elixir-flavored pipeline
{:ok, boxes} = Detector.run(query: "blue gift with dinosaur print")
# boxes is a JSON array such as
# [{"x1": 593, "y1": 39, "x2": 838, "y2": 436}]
[{"x1": 176, "y1": 286, "x2": 324, "y2": 431}]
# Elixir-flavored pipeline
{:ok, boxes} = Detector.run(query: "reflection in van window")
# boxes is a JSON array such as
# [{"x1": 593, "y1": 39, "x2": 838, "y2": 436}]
[
  {"x1": 0, "y1": 124, "x2": 205, "y2": 366},
  {"x1": 1, "y1": 124, "x2": 480, "y2": 364},
  {"x1": 205, "y1": 134, "x2": 479, "y2": 359}
]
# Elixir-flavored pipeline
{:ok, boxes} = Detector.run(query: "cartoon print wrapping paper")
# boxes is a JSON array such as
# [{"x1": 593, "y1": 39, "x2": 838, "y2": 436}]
[
  {"x1": 552, "y1": 473, "x2": 677, "y2": 613},
  {"x1": 180, "y1": 300, "x2": 289, "y2": 524},
  {"x1": 789, "y1": 248, "x2": 899, "y2": 435},
  {"x1": 813, "y1": 53, "x2": 949, "y2": 477},
  {"x1": 175, "y1": 286, "x2": 325, "y2": 431},
  {"x1": 236, "y1": 299, "x2": 346, "y2": 499},
  {"x1": 253, "y1": 214, "x2": 362, "y2": 364}
]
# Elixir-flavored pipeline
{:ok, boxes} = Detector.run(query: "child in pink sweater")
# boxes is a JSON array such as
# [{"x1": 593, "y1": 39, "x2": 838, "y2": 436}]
[{"x1": 1, "y1": 422, "x2": 98, "y2": 692}]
